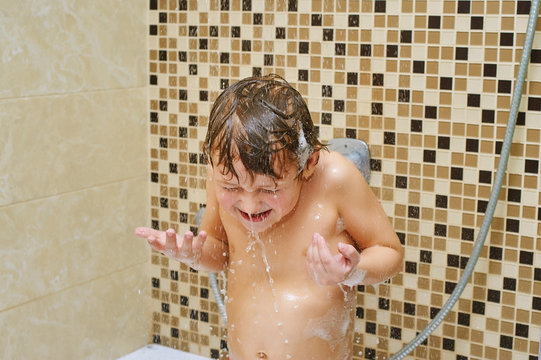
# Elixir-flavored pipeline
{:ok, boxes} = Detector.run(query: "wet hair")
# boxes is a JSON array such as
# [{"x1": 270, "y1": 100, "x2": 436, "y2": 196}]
[{"x1": 204, "y1": 74, "x2": 325, "y2": 181}]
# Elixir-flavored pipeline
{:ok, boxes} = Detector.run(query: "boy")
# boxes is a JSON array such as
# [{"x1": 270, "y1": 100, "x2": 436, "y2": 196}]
[{"x1": 135, "y1": 75, "x2": 403, "y2": 359}]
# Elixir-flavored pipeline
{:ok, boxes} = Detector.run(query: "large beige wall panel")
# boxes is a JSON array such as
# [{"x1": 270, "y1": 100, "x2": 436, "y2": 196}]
[{"x1": 0, "y1": 0, "x2": 146, "y2": 99}]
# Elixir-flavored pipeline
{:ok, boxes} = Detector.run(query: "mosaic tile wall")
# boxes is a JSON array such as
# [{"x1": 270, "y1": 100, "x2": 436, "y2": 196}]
[{"x1": 148, "y1": 0, "x2": 541, "y2": 359}]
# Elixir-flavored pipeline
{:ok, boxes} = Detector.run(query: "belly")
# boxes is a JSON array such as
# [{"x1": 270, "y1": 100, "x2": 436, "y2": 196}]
[{"x1": 226, "y1": 280, "x2": 355, "y2": 360}]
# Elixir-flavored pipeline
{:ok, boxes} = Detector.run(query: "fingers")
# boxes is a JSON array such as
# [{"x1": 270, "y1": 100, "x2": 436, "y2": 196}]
[
  {"x1": 134, "y1": 227, "x2": 160, "y2": 239},
  {"x1": 338, "y1": 242, "x2": 361, "y2": 263},
  {"x1": 192, "y1": 231, "x2": 208, "y2": 253}
]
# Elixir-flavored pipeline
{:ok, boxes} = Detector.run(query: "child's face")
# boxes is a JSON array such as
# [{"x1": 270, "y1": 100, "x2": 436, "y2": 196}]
[{"x1": 212, "y1": 154, "x2": 303, "y2": 233}]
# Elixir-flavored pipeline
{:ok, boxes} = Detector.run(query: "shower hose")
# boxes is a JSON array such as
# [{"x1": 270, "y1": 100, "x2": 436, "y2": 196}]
[
  {"x1": 391, "y1": 1, "x2": 540, "y2": 358},
  {"x1": 203, "y1": 1, "x2": 541, "y2": 356}
]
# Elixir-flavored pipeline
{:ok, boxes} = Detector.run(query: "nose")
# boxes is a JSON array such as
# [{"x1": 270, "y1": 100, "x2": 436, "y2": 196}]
[{"x1": 237, "y1": 192, "x2": 261, "y2": 214}]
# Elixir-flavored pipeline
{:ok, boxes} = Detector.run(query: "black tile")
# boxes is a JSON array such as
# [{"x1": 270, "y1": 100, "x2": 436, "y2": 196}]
[
  {"x1": 479, "y1": 170, "x2": 492, "y2": 184},
  {"x1": 404, "y1": 302, "x2": 416, "y2": 315},
  {"x1": 288, "y1": 0, "x2": 297, "y2": 11},
  {"x1": 311, "y1": 14, "x2": 322, "y2": 26},
  {"x1": 525, "y1": 159, "x2": 539, "y2": 173},
  {"x1": 398, "y1": 89, "x2": 410, "y2": 102},
  {"x1": 349, "y1": 14, "x2": 359, "y2": 27},
  {"x1": 298, "y1": 69, "x2": 308, "y2": 81},
  {"x1": 408, "y1": 205, "x2": 419, "y2": 218},
  {"x1": 335, "y1": 43, "x2": 346, "y2": 56},
  {"x1": 253, "y1": 13, "x2": 263, "y2": 25},
  {"x1": 500, "y1": 33, "x2": 514, "y2": 46},
  {"x1": 472, "y1": 300, "x2": 485, "y2": 314},
  {"x1": 428, "y1": 16, "x2": 441, "y2": 29},
  {"x1": 515, "y1": 323, "x2": 529, "y2": 338},
  {"x1": 387, "y1": 45, "x2": 398, "y2": 57},
  {"x1": 442, "y1": 338, "x2": 455, "y2": 351},
  {"x1": 489, "y1": 246, "x2": 502, "y2": 260},
  {"x1": 424, "y1": 150, "x2": 436, "y2": 163},
  {"x1": 400, "y1": 30, "x2": 412, "y2": 43},
  {"x1": 347, "y1": 72, "x2": 358, "y2": 85},
  {"x1": 372, "y1": 73, "x2": 384, "y2": 86},
  {"x1": 507, "y1": 188, "x2": 521, "y2": 202},
  {"x1": 455, "y1": 47, "x2": 468, "y2": 60},
  {"x1": 484, "y1": 63, "x2": 497, "y2": 77},
  {"x1": 395, "y1": 176, "x2": 408, "y2": 188},
  {"x1": 506, "y1": 219, "x2": 519, "y2": 233},
  {"x1": 528, "y1": 97, "x2": 541, "y2": 111},
  {"x1": 448, "y1": 254, "x2": 460, "y2": 267},
  {"x1": 434, "y1": 223, "x2": 447, "y2": 237},
  {"x1": 360, "y1": 44, "x2": 372, "y2": 56},
  {"x1": 411, "y1": 119, "x2": 423, "y2": 132},
  {"x1": 500, "y1": 335, "x2": 513, "y2": 350},
  {"x1": 467, "y1": 94, "x2": 480, "y2": 107},
  {"x1": 519, "y1": 250, "x2": 533, "y2": 265},
  {"x1": 299, "y1": 41, "x2": 309, "y2": 53},
  {"x1": 450, "y1": 167, "x2": 463, "y2": 180},
  {"x1": 371, "y1": 103, "x2": 383, "y2": 115},
  {"x1": 498, "y1": 80, "x2": 512, "y2": 94},
  {"x1": 517, "y1": 1, "x2": 531, "y2": 14},
  {"x1": 378, "y1": 297, "x2": 390, "y2": 310},
  {"x1": 482, "y1": 109, "x2": 495, "y2": 123},
  {"x1": 503, "y1": 277, "x2": 516, "y2": 291},
  {"x1": 323, "y1": 28, "x2": 334, "y2": 41},
  {"x1": 242, "y1": 0, "x2": 251, "y2": 11},
  {"x1": 440, "y1": 77, "x2": 453, "y2": 90},
  {"x1": 413, "y1": 60, "x2": 425, "y2": 73},
  {"x1": 471, "y1": 16, "x2": 483, "y2": 29},
  {"x1": 405, "y1": 261, "x2": 417, "y2": 274},
  {"x1": 425, "y1": 106, "x2": 437, "y2": 118},
  {"x1": 420, "y1": 250, "x2": 432, "y2": 263},
  {"x1": 466, "y1": 138, "x2": 479, "y2": 152},
  {"x1": 531, "y1": 49, "x2": 541, "y2": 63},
  {"x1": 457, "y1": 0, "x2": 470, "y2": 13},
  {"x1": 375, "y1": 0, "x2": 386, "y2": 12},
  {"x1": 438, "y1": 136, "x2": 450, "y2": 149},
  {"x1": 384, "y1": 132, "x2": 395, "y2": 145},
  {"x1": 487, "y1": 289, "x2": 501, "y2": 303},
  {"x1": 435, "y1": 195, "x2": 448, "y2": 208},
  {"x1": 461, "y1": 227, "x2": 474, "y2": 241},
  {"x1": 275, "y1": 27, "x2": 286, "y2": 39}
]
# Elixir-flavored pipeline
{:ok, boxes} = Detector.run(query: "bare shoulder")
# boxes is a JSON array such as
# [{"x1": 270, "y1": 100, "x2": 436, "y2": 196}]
[{"x1": 312, "y1": 150, "x2": 366, "y2": 190}]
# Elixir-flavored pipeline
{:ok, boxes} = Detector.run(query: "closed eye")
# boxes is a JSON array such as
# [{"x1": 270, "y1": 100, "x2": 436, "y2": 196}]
[{"x1": 223, "y1": 186, "x2": 239, "y2": 192}]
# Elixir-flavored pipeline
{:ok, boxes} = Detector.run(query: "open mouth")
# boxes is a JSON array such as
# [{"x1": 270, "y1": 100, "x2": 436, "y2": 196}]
[{"x1": 239, "y1": 209, "x2": 272, "y2": 222}]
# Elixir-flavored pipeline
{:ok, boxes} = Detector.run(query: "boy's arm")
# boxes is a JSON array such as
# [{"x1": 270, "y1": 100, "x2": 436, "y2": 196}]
[
  {"x1": 195, "y1": 166, "x2": 229, "y2": 272},
  {"x1": 135, "y1": 167, "x2": 229, "y2": 272},
  {"x1": 335, "y1": 153, "x2": 403, "y2": 285}
]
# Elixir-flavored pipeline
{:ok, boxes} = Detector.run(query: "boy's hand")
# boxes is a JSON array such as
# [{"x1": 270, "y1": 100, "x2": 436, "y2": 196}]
[
  {"x1": 134, "y1": 227, "x2": 207, "y2": 266},
  {"x1": 306, "y1": 232, "x2": 363, "y2": 286}
]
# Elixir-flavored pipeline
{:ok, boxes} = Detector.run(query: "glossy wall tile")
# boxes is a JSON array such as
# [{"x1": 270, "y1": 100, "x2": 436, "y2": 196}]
[{"x1": 148, "y1": 1, "x2": 541, "y2": 359}]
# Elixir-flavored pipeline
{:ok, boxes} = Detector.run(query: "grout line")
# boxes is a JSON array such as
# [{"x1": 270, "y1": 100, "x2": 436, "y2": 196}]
[
  {"x1": 0, "y1": 86, "x2": 147, "y2": 102},
  {"x1": 0, "y1": 175, "x2": 148, "y2": 210},
  {"x1": 0, "y1": 259, "x2": 149, "y2": 314}
]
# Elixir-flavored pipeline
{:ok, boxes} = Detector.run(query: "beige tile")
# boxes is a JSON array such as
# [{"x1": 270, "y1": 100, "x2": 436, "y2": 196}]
[
  {"x1": 0, "y1": 263, "x2": 150, "y2": 360},
  {"x1": 0, "y1": 88, "x2": 147, "y2": 206},
  {"x1": 0, "y1": 177, "x2": 148, "y2": 311},
  {"x1": 0, "y1": 0, "x2": 146, "y2": 99}
]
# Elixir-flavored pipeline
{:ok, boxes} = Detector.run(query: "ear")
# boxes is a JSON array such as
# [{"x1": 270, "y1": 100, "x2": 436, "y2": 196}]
[{"x1": 300, "y1": 150, "x2": 320, "y2": 180}]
